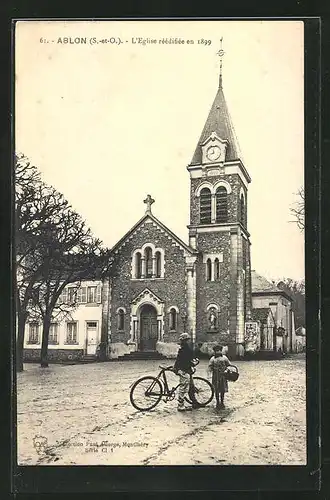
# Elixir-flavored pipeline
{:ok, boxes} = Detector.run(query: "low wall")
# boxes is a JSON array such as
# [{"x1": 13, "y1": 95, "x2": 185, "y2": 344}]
[
  {"x1": 156, "y1": 341, "x2": 179, "y2": 359},
  {"x1": 23, "y1": 348, "x2": 84, "y2": 362},
  {"x1": 199, "y1": 342, "x2": 228, "y2": 357}
]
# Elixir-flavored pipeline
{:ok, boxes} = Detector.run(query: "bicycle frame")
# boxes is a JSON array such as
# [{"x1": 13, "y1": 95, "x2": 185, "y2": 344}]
[
  {"x1": 149, "y1": 367, "x2": 180, "y2": 398},
  {"x1": 147, "y1": 366, "x2": 197, "y2": 400}
]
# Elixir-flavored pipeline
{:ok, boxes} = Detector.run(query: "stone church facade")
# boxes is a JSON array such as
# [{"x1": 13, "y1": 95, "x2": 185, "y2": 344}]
[{"x1": 101, "y1": 67, "x2": 253, "y2": 359}]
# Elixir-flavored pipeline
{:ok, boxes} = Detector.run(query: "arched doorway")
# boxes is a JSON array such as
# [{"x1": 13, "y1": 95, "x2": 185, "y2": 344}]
[{"x1": 139, "y1": 304, "x2": 158, "y2": 351}]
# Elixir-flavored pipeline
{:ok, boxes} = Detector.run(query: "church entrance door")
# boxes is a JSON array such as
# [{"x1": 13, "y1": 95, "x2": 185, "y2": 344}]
[{"x1": 139, "y1": 304, "x2": 158, "y2": 351}]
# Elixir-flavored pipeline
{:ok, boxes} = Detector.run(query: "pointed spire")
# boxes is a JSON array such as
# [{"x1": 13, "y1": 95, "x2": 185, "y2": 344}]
[
  {"x1": 217, "y1": 38, "x2": 225, "y2": 89},
  {"x1": 190, "y1": 40, "x2": 243, "y2": 165}
]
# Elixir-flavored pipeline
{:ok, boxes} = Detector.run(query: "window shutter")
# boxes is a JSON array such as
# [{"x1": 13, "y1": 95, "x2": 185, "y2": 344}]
[
  {"x1": 215, "y1": 187, "x2": 228, "y2": 223},
  {"x1": 200, "y1": 188, "x2": 212, "y2": 224},
  {"x1": 81, "y1": 287, "x2": 87, "y2": 303},
  {"x1": 96, "y1": 285, "x2": 101, "y2": 303},
  {"x1": 62, "y1": 288, "x2": 68, "y2": 304}
]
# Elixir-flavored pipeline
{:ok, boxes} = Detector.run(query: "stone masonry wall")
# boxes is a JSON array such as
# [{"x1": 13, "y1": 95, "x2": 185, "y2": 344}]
[
  {"x1": 110, "y1": 222, "x2": 187, "y2": 344},
  {"x1": 195, "y1": 231, "x2": 231, "y2": 345},
  {"x1": 190, "y1": 173, "x2": 244, "y2": 226}
]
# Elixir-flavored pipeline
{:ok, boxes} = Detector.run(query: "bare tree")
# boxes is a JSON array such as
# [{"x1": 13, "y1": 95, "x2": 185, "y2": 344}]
[
  {"x1": 15, "y1": 153, "x2": 111, "y2": 370},
  {"x1": 15, "y1": 153, "x2": 47, "y2": 372},
  {"x1": 290, "y1": 187, "x2": 305, "y2": 231},
  {"x1": 30, "y1": 209, "x2": 109, "y2": 367}
]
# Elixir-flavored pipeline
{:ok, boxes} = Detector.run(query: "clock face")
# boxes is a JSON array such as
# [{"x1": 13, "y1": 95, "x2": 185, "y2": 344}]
[{"x1": 206, "y1": 145, "x2": 221, "y2": 161}]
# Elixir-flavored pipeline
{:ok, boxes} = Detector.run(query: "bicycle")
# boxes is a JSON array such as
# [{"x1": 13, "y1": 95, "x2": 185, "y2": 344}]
[{"x1": 129, "y1": 359, "x2": 214, "y2": 411}]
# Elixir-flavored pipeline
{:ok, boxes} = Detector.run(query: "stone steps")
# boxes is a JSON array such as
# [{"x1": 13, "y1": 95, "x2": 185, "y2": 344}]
[
  {"x1": 79, "y1": 355, "x2": 98, "y2": 364},
  {"x1": 117, "y1": 351, "x2": 166, "y2": 361}
]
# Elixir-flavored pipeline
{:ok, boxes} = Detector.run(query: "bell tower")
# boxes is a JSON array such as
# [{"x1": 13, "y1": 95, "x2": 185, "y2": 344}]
[{"x1": 187, "y1": 40, "x2": 252, "y2": 357}]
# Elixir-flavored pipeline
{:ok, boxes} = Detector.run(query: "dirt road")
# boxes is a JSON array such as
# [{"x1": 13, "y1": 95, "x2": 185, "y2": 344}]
[{"x1": 16, "y1": 356, "x2": 306, "y2": 465}]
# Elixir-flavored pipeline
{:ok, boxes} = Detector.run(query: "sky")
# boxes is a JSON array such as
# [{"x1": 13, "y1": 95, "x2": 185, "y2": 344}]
[{"x1": 15, "y1": 20, "x2": 304, "y2": 282}]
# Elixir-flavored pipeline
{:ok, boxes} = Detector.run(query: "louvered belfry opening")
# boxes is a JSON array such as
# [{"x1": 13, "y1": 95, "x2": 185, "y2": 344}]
[
  {"x1": 215, "y1": 186, "x2": 228, "y2": 223},
  {"x1": 200, "y1": 188, "x2": 212, "y2": 224}
]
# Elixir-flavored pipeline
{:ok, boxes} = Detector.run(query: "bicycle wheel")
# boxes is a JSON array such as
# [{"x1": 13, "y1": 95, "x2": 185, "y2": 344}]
[
  {"x1": 186, "y1": 377, "x2": 214, "y2": 407},
  {"x1": 129, "y1": 376, "x2": 163, "y2": 411}
]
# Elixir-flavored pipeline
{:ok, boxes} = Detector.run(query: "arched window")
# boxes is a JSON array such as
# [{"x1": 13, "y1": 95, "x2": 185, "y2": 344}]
[
  {"x1": 206, "y1": 258, "x2": 212, "y2": 281},
  {"x1": 200, "y1": 187, "x2": 212, "y2": 224},
  {"x1": 155, "y1": 251, "x2": 161, "y2": 278},
  {"x1": 118, "y1": 309, "x2": 125, "y2": 331},
  {"x1": 214, "y1": 258, "x2": 220, "y2": 280},
  {"x1": 215, "y1": 186, "x2": 228, "y2": 223},
  {"x1": 169, "y1": 308, "x2": 177, "y2": 331},
  {"x1": 135, "y1": 252, "x2": 142, "y2": 279},
  {"x1": 145, "y1": 247, "x2": 153, "y2": 278},
  {"x1": 240, "y1": 194, "x2": 245, "y2": 226}
]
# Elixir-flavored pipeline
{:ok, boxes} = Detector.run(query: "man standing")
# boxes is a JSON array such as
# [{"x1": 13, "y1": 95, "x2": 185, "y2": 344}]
[{"x1": 173, "y1": 333, "x2": 198, "y2": 412}]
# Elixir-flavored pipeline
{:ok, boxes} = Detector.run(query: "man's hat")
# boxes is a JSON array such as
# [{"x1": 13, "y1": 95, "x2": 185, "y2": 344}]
[{"x1": 179, "y1": 333, "x2": 190, "y2": 341}]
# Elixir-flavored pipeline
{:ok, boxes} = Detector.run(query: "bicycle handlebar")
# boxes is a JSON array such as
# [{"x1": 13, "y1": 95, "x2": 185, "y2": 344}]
[{"x1": 159, "y1": 358, "x2": 200, "y2": 373}]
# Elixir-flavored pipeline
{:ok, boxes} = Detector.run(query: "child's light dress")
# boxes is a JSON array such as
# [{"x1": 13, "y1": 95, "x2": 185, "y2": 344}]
[{"x1": 208, "y1": 354, "x2": 230, "y2": 393}]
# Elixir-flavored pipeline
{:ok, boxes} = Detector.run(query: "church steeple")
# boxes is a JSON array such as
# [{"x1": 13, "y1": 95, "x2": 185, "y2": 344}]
[{"x1": 190, "y1": 40, "x2": 242, "y2": 165}]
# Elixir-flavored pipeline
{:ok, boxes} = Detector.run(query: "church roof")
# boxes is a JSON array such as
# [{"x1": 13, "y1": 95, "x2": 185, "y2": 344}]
[
  {"x1": 251, "y1": 270, "x2": 293, "y2": 302},
  {"x1": 110, "y1": 212, "x2": 197, "y2": 256},
  {"x1": 251, "y1": 270, "x2": 281, "y2": 293},
  {"x1": 190, "y1": 83, "x2": 242, "y2": 165}
]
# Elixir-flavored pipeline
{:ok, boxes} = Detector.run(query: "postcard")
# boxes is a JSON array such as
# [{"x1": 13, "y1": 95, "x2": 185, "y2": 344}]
[{"x1": 14, "y1": 19, "x2": 306, "y2": 469}]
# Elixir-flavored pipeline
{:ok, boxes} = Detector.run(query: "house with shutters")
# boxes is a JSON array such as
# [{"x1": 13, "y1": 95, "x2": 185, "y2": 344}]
[{"x1": 23, "y1": 280, "x2": 103, "y2": 362}]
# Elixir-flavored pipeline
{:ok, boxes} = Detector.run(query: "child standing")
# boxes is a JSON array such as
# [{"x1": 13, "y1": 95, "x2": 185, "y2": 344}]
[{"x1": 208, "y1": 345, "x2": 231, "y2": 410}]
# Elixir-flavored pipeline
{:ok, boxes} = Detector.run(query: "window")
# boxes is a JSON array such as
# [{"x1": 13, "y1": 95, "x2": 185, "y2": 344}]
[
  {"x1": 77, "y1": 287, "x2": 86, "y2": 303},
  {"x1": 169, "y1": 308, "x2": 177, "y2": 331},
  {"x1": 28, "y1": 322, "x2": 39, "y2": 344},
  {"x1": 87, "y1": 286, "x2": 97, "y2": 303},
  {"x1": 214, "y1": 258, "x2": 220, "y2": 280},
  {"x1": 200, "y1": 188, "x2": 212, "y2": 224},
  {"x1": 58, "y1": 288, "x2": 68, "y2": 304},
  {"x1": 66, "y1": 322, "x2": 78, "y2": 343},
  {"x1": 215, "y1": 186, "x2": 228, "y2": 223},
  {"x1": 118, "y1": 309, "x2": 125, "y2": 331},
  {"x1": 67, "y1": 287, "x2": 77, "y2": 304},
  {"x1": 87, "y1": 321, "x2": 97, "y2": 329},
  {"x1": 132, "y1": 246, "x2": 164, "y2": 279},
  {"x1": 135, "y1": 252, "x2": 142, "y2": 279},
  {"x1": 49, "y1": 323, "x2": 58, "y2": 344},
  {"x1": 240, "y1": 194, "x2": 245, "y2": 225},
  {"x1": 206, "y1": 259, "x2": 212, "y2": 281},
  {"x1": 145, "y1": 247, "x2": 153, "y2": 278},
  {"x1": 155, "y1": 251, "x2": 161, "y2": 278}
]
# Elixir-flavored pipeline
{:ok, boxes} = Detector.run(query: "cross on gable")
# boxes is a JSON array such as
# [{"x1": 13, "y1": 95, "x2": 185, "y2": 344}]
[{"x1": 144, "y1": 194, "x2": 155, "y2": 214}]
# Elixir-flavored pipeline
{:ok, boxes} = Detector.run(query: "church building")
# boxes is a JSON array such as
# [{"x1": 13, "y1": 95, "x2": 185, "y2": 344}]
[{"x1": 101, "y1": 55, "x2": 253, "y2": 360}]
